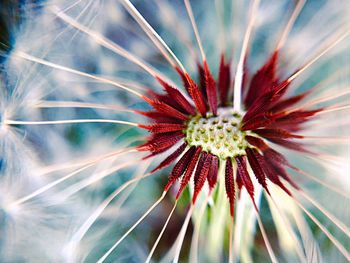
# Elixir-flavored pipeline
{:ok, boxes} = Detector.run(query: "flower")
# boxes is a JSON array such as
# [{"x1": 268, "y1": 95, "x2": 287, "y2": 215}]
[{"x1": 1, "y1": 0, "x2": 350, "y2": 262}]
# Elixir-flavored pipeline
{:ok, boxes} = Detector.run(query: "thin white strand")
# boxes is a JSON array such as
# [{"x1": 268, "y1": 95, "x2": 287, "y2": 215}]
[
  {"x1": 59, "y1": 161, "x2": 141, "y2": 200},
  {"x1": 32, "y1": 100, "x2": 134, "y2": 112},
  {"x1": 70, "y1": 167, "x2": 150, "y2": 247},
  {"x1": 307, "y1": 66, "x2": 350, "y2": 95},
  {"x1": 145, "y1": 201, "x2": 178, "y2": 263},
  {"x1": 233, "y1": 0, "x2": 260, "y2": 111},
  {"x1": 13, "y1": 51, "x2": 144, "y2": 97},
  {"x1": 189, "y1": 195, "x2": 210, "y2": 263},
  {"x1": 228, "y1": 216, "x2": 234, "y2": 263},
  {"x1": 293, "y1": 198, "x2": 350, "y2": 261},
  {"x1": 155, "y1": 1, "x2": 199, "y2": 62},
  {"x1": 38, "y1": 148, "x2": 138, "y2": 175},
  {"x1": 184, "y1": 0, "x2": 206, "y2": 60},
  {"x1": 214, "y1": 0, "x2": 226, "y2": 52},
  {"x1": 318, "y1": 104, "x2": 350, "y2": 115},
  {"x1": 10, "y1": 149, "x2": 133, "y2": 206},
  {"x1": 255, "y1": 208, "x2": 278, "y2": 263},
  {"x1": 68, "y1": 0, "x2": 98, "y2": 46},
  {"x1": 173, "y1": 204, "x2": 195, "y2": 263},
  {"x1": 293, "y1": 168, "x2": 350, "y2": 200},
  {"x1": 301, "y1": 136, "x2": 350, "y2": 144},
  {"x1": 298, "y1": 190, "x2": 350, "y2": 237},
  {"x1": 277, "y1": 0, "x2": 306, "y2": 50},
  {"x1": 4, "y1": 119, "x2": 138, "y2": 127},
  {"x1": 268, "y1": 194, "x2": 307, "y2": 263},
  {"x1": 290, "y1": 85, "x2": 350, "y2": 112},
  {"x1": 120, "y1": 0, "x2": 186, "y2": 72},
  {"x1": 97, "y1": 191, "x2": 167, "y2": 263},
  {"x1": 288, "y1": 29, "x2": 350, "y2": 82},
  {"x1": 10, "y1": 164, "x2": 93, "y2": 207},
  {"x1": 49, "y1": 6, "x2": 165, "y2": 79}
]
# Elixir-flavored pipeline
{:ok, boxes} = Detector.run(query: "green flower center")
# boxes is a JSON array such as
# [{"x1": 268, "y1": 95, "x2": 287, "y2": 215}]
[{"x1": 185, "y1": 108, "x2": 252, "y2": 159}]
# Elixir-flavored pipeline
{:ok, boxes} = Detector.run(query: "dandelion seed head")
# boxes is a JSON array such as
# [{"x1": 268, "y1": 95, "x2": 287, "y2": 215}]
[{"x1": 2, "y1": 0, "x2": 350, "y2": 261}]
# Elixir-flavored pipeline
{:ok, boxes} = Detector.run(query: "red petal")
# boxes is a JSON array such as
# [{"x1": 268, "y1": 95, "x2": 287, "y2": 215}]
[
  {"x1": 245, "y1": 135, "x2": 298, "y2": 189},
  {"x1": 197, "y1": 63, "x2": 208, "y2": 101},
  {"x1": 245, "y1": 135, "x2": 291, "y2": 166},
  {"x1": 260, "y1": 156, "x2": 292, "y2": 196},
  {"x1": 143, "y1": 97, "x2": 189, "y2": 121},
  {"x1": 253, "y1": 128, "x2": 303, "y2": 139},
  {"x1": 150, "y1": 142, "x2": 187, "y2": 173},
  {"x1": 176, "y1": 67, "x2": 207, "y2": 116},
  {"x1": 264, "y1": 148, "x2": 290, "y2": 166},
  {"x1": 218, "y1": 54, "x2": 231, "y2": 106},
  {"x1": 145, "y1": 90, "x2": 180, "y2": 110},
  {"x1": 266, "y1": 137, "x2": 309, "y2": 153},
  {"x1": 269, "y1": 160, "x2": 299, "y2": 189},
  {"x1": 138, "y1": 131, "x2": 184, "y2": 153},
  {"x1": 207, "y1": 155, "x2": 219, "y2": 191},
  {"x1": 176, "y1": 147, "x2": 202, "y2": 199},
  {"x1": 225, "y1": 158, "x2": 235, "y2": 217},
  {"x1": 235, "y1": 156, "x2": 257, "y2": 209},
  {"x1": 139, "y1": 123, "x2": 185, "y2": 134},
  {"x1": 274, "y1": 109, "x2": 321, "y2": 124},
  {"x1": 156, "y1": 77, "x2": 196, "y2": 115},
  {"x1": 270, "y1": 92, "x2": 310, "y2": 113},
  {"x1": 193, "y1": 153, "x2": 212, "y2": 203},
  {"x1": 136, "y1": 111, "x2": 183, "y2": 124},
  {"x1": 246, "y1": 135, "x2": 269, "y2": 151},
  {"x1": 203, "y1": 60, "x2": 218, "y2": 115},
  {"x1": 246, "y1": 148, "x2": 270, "y2": 194},
  {"x1": 165, "y1": 146, "x2": 196, "y2": 191},
  {"x1": 243, "y1": 79, "x2": 290, "y2": 123},
  {"x1": 241, "y1": 112, "x2": 275, "y2": 131},
  {"x1": 244, "y1": 51, "x2": 279, "y2": 107}
]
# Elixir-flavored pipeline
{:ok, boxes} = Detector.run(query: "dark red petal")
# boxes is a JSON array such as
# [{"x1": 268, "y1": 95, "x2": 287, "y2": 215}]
[
  {"x1": 165, "y1": 146, "x2": 196, "y2": 191},
  {"x1": 243, "y1": 79, "x2": 290, "y2": 123},
  {"x1": 139, "y1": 123, "x2": 185, "y2": 134},
  {"x1": 176, "y1": 147, "x2": 202, "y2": 199},
  {"x1": 246, "y1": 148, "x2": 270, "y2": 194},
  {"x1": 264, "y1": 148, "x2": 290, "y2": 166},
  {"x1": 245, "y1": 135, "x2": 291, "y2": 166},
  {"x1": 267, "y1": 137, "x2": 309, "y2": 153},
  {"x1": 274, "y1": 109, "x2": 321, "y2": 124},
  {"x1": 241, "y1": 112, "x2": 275, "y2": 131},
  {"x1": 193, "y1": 153, "x2": 212, "y2": 203},
  {"x1": 203, "y1": 61, "x2": 218, "y2": 115},
  {"x1": 138, "y1": 131, "x2": 184, "y2": 153},
  {"x1": 143, "y1": 98, "x2": 189, "y2": 121},
  {"x1": 253, "y1": 128, "x2": 303, "y2": 139},
  {"x1": 136, "y1": 110, "x2": 183, "y2": 124},
  {"x1": 197, "y1": 63, "x2": 208, "y2": 102},
  {"x1": 150, "y1": 142, "x2": 187, "y2": 173},
  {"x1": 270, "y1": 92, "x2": 310, "y2": 113},
  {"x1": 244, "y1": 51, "x2": 279, "y2": 107},
  {"x1": 145, "y1": 90, "x2": 179, "y2": 110},
  {"x1": 246, "y1": 135, "x2": 269, "y2": 151},
  {"x1": 207, "y1": 154, "x2": 219, "y2": 191},
  {"x1": 218, "y1": 54, "x2": 231, "y2": 106},
  {"x1": 225, "y1": 157, "x2": 235, "y2": 217},
  {"x1": 236, "y1": 168, "x2": 243, "y2": 190},
  {"x1": 156, "y1": 77, "x2": 196, "y2": 115},
  {"x1": 176, "y1": 67, "x2": 207, "y2": 116},
  {"x1": 268, "y1": 109, "x2": 321, "y2": 132},
  {"x1": 235, "y1": 156, "x2": 257, "y2": 209},
  {"x1": 260, "y1": 156, "x2": 292, "y2": 196},
  {"x1": 269, "y1": 160, "x2": 299, "y2": 189}
]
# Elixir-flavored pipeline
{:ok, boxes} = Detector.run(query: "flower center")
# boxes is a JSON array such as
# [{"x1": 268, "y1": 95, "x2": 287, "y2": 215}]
[{"x1": 185, "y1": 108, "x2": 251, "y2": 159}]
